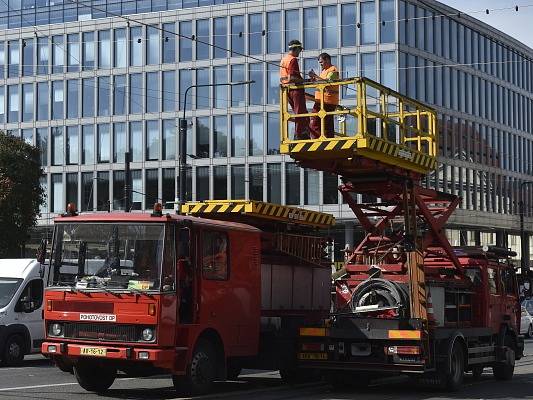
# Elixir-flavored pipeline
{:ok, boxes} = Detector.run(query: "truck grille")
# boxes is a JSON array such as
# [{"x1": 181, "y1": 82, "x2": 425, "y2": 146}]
[{"x1": 61, "y1": 323, "x2": 144, "y2": 343}]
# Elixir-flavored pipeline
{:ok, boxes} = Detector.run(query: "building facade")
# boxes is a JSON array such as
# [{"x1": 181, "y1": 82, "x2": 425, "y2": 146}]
[{"x1": 0, "y1": 0, "x2": 532, "y2": 261}]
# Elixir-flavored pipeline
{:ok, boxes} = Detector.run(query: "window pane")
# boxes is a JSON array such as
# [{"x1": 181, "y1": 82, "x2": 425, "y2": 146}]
[
  {"x1": 8, "y1": 85, "x2": 19, "y2": 123},
  {"x1": 380, "y1": 0, "x2": 395, "y2": 43},
  {"x1": 81, "y1": 172, "x2": 94, "y2": 211},
  {"x1": 162, "y1": 71, "x2": 175, "y2": 112},
  {"x1": 8, "y1": 40, "x2": 19, "y2": 78},
  {"x1": 303, "y1": 8, "x2": 318, "y2": 50},
  {"x1": 213, "y1": 166, "x2": 227, "y2": 199},
  {"x1": 361, "y1": 53, "x2": 376, "y2": 80},
  {"x1": 147, "y1": 26, "x2": 159, "y2": 65},
  {"x1": 214, "y1": 116, "x2": 227, "y2": 157},
  {"x1": 249, "y1": 164, "x2": 263, "y2": 201},
  {"x1": 249, "y1": 113, "x2": 263, "y2": 156},
  {"x1": 267, "y1": 64, "x2": 279, "y2": 105},
  {"x1": 231, "y1": 165, "x2": 245, "y2": 199},
  {"x1": 130, "y1": 27, "x2": 142, "y2": 66},
  {"x1": 51, "y1": 127, "x2": 63, "y2": 166},
  {"x1": 231, "y1": 64, "x2": 245, "y2": 107},
  {"x1": 249, "y1": 13, "x2": 263, "y2": 55},
  {"x1": 162, "y1": 23, "x2": 176, "y2": 63},
  {"x1": 213, "y1": 17, "x2": 227, "y2": 59},
  {"x1": 113, "y1": 122, "x2": 126, "y2": 163},
  {"x1": 322, "y1": 6, "x2": 337, "y2": 49},
  {"x1": 82, "y1": 125, "x2": 94, "y2": 164},
  {"x1": 130, "y1": 73, "x2": 142, "y2": 114},
  {"x1": 286, "y1": 163, "x2": 300, "y2": 205},
  {"x1": 196, "y1": 19, "x2": 210, "y2": 60},
  {"x1": 341, "y1": 4, "x2": 356, "y2": 47},
  {"x1": 130, "y1": 121, "x2": 142, "y2": 162},
  {"x1": 66, "y1": 173, "x2": 78, "y2": 209},
  {"x1": 285, "y1": 9, "x2": 300, "y2": 43},
  {"x1": 146, "y1": 72, "x2": 159, "y2": 113},
  {"x1": 146, "y1": 120, "x2": 159, "y2": 161},
  {"x1": 52, "y1": 80, "x2": 64, "y2": 120},
  {"x1": 98, "y1": 76, "x2": 110, "y2": 116},
  {"x1": 37, "y1": 37, "x2": 49, "y2": 75},
  {"x1": 146, "y1": 169, "x2": 159, "y2": 207},
  {"x1": 267, "y1": 163, "x2": 281, "y2": 203},
  {"x1": 213, "y1": 66, "x2": 227, "y2": 108},
  {"x1": 249, "y1": 64, "x2": 264, "y2": 106},
  {"x1": 162, "y1": 119, "x2": 175, "y2": 160},
  {"x1": 323, "y1": 172, "x2": 338, "y2": 204},
  {"x1": 66, "y1": 126, "x2": 79, "y2": 165},
  {"x1": 231, "y1": 114, "x2": 245, "y2": 157},
  {"x1": 196, "y1": 68, "x2": 209, "y2": 109},
  {"x1": 162, "y1": 168, "x2": 175, "y2": 205},
  {"x1": 231, "y1": 15, "x2": 244, "y2": 56},
  {"x1": 23, "y1": 37, "x2": 34, "y2": 76},
  {"x1": 267, "y1": 112, "x2": 279, "y2": 155},
  {"x1": 98, "y1": 30, "x2": 111, "y2": 68},
  {"x1": 114, "y1": 75, "x2": 126, "y2": 115},
  {"x1": 179, "y1": 69, "x2": 192, "y2": 110},
  {"x1": 37, "y1": 82, "x2": 48, "y2": 121},
  {"x1": 196, "y1": 117, "x2": 209, "y2": 158},
  {"x1": 112, "y1": 171, "x2": 125, "y2": 210},
  {"x1": 179, "y1": 21, "x2": 192, "y2": 62},
  {"x1": 52, "y1": 35, "x2": 64, "y2": 74},
  {"x1": 196, "y1": 166, "x2": 209, "y2": 201},
  {"x1": 97, "y1": 124, "x2": 110, "y2": 163},
  {"x1": 304, "y1": 169, "x2": 319, "y2": 205},
  {"x1": 267, "y1": 12, "x2": 281, "y2": 54},
  {"x1": 0, "y1": 86, "x2": 4, "y2": 123},
  {"x1": 51, "y1": 174, "x2": 63, "y2": 213},
  {"x1": 37, "y1": 128, "x2": 48, "y2": 166},
  {"x1": 381, "y1": 51, "x2": 396, "y2": 90},
  {"x1": 361, "y1": 1, "x2": 376, "y2": 45},
  {"x1": 67, "y1": 80, "x2": 78, "y2": 119},
  {"x1": 114, "y1": 28, "x2": 126, "y2": 68},
  {"x1": 82, "y1": 78, "x2": 94, "y2": 117},
  {"x1": 82, "y1": 32, "x2": 94, "y2": 71},
  {"x1": 22, "y1": 83, "x2": 33, "y2": 122}
]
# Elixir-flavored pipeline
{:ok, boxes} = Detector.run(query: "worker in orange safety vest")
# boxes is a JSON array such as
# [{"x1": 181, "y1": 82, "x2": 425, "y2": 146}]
[
  {"x1": 308, "y1": 53, "x2": 339, "y2": 139},
  {"x1": 280, "y1": 40, "x2": 310, "y2": 140}
]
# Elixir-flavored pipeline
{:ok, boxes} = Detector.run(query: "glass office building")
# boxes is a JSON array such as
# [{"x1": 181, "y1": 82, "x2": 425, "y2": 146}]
[{"x1": 1, "y1": 0, "x2": 532, "y2": 261}]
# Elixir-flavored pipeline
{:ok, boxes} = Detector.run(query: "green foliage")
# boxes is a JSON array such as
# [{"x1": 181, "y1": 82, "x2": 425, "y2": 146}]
[{"x1": 0, "y1": 132, "x2": 44, "y2": 257}]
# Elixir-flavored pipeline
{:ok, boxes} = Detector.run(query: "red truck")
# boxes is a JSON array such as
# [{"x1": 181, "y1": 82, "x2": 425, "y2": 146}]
[{"x1": 41, "y1": 201, "x2": 332, "y2": 394}]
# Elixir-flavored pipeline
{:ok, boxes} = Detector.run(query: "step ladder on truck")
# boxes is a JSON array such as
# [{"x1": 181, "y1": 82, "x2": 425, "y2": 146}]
[{"x1": 282, "y1": 77, "x2": 524, "y2": 390}]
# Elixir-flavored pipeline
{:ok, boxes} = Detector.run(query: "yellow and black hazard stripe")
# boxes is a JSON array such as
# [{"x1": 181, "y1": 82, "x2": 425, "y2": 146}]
[
  {"x1": 182, "y1": 200, "x2": 335, "y2": 228},
  {"x1": 289, "y1": 139, "x2": 358, "y2": 153}
]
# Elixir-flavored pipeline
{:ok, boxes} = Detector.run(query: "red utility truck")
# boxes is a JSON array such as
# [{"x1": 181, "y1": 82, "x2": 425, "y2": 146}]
[
  {"x1": 279, "y1": 77, "x2": 525, "y2": 390},
  {"x1": 41, "y1": 201, "x2": 333, "y2": 394}
]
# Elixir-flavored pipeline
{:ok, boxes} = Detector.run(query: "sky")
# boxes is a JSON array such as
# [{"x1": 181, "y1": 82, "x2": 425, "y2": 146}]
[{"x1": 442, "y1": 0, "x2": 533, "y2": 48}]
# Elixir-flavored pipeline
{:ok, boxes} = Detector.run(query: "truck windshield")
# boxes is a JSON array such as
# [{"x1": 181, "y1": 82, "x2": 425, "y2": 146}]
[
  {"x1": 0, "y1": 278, "x2": 23, "y2": 308},
  {"x1": 49, "y1": 223, "x2": 170, "y2": 292}
]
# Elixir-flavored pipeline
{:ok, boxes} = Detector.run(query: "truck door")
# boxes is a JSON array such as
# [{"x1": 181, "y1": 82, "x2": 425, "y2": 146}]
[
  {"x1": 14, "y1": 278, "x2": 44, "y2": 352},
  {"x1": 487, "y1": 267, "x2": 502, "y2": 332}
]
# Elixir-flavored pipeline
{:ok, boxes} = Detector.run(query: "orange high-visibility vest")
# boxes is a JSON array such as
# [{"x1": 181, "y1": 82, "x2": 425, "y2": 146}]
[
  {"x1": 314, "y1": 65, "x2": 339, "y2": 105},
  {"x1": 280, "y1": 53, "x2": 297, "y2": 83}
]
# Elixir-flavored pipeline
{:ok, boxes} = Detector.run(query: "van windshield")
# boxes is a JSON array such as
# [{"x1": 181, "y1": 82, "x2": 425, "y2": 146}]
[
  {"x1": 49, "y1": 223, "x2": 173, "y2": 292},
  {"x1": 0, "y1": 278, "x2": 23, "y2": 308}
]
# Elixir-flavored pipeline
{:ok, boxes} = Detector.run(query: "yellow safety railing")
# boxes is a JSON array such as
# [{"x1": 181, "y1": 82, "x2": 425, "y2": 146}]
[{"x1": 279, "y1": 77, "x2": 438, "y2": 175}]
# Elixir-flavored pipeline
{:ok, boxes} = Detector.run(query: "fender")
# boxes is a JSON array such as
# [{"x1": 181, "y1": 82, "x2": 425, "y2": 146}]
[
  {"x1": 0, "y1": 324, "x2": 32, "y2": 356},
  {"x1": 440, "y1": 331, "x2": 466, "y2": 375}
]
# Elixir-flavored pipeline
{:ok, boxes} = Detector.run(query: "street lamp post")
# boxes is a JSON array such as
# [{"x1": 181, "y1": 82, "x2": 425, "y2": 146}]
[
  {"x1": 176, "y1": 81, "x2": 254, "y2": 212},
  {"x1": 520, "y1": 181, "x2": 533, "y2": 297}
]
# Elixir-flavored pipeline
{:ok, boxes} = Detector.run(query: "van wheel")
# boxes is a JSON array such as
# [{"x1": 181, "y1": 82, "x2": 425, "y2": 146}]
[
  {"x1": 173, "y1": 339, "x2": 216, "y2": 395},
  {"x1": 2, "y1": 335, "x2": 25, "y2": 366},
  {"x1": 74, "y1": 361, "x2": 116, "y2": 392},
  {"x1": 443, "y1": 343, "x2": 464, "y2": 391},
  {"x1": 493, "y1": 337, "x2": 515, "y2": 381}
]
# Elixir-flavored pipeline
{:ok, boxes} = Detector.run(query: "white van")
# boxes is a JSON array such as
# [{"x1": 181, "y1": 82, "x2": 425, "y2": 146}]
[{"x1": 0, "y1": 259, "x2": 46, "y2": 366}]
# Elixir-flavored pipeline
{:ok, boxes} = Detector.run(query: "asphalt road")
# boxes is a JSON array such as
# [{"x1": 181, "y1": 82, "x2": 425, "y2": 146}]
[{"x1": 0, "y1": 340, "x2": 532, "y2": 400}]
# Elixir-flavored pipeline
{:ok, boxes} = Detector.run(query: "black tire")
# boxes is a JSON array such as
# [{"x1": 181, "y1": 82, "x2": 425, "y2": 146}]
[
  {"x1": 443, "y1": 343, "x2": 465, "y2": 391},
  {"x1": 226, "y1": 364, "x2": 242, "y2": 380},
  {"x1": 54, "y1": 357, "x2": 74, "y2": 373},
  {"x1": 74, "y1": 361, "x2": 116, "y2": 392},
  {"x1": 471, "y1": 366, "x2": 484, "y2": 380},
  {"x1": 173, "y1": 339, "x2": 216, "y2": 395},
  {"x1": 493, "y1": 336, "x2": 515, "y2": 381},
  {"x1": 2, "y1": 335, "x2": 25, "y2": 366}
]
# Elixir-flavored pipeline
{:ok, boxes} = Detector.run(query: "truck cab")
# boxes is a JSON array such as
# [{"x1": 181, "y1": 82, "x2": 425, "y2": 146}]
[{"x1": 0, "y1": 259, "x2": 46, "y2": 365}]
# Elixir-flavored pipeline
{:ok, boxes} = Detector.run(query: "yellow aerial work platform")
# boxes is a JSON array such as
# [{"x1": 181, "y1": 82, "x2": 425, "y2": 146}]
[
  {"x1": 181, "y1": 200, "x2": 335, "y2": 230},
  {"x1": 280, "y1": 77, "x2": 438, "y2": 176}
]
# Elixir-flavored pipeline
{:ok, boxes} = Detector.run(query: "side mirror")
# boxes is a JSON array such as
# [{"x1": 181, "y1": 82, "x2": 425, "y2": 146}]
[
  {"x1": 178, "y1": 228, "x2": 190, "y2": 259},
  {"x1": 36, "y1": 239, "x2": 47, "y2": 265}
]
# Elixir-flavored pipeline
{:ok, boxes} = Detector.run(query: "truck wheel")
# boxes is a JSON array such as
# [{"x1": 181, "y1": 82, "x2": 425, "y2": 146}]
[
  {"x1": 443, "y1": 343, "x2": 464, "y2": 391},
  {"x1": 74, "y1": 362, "x2": 116, "y2": 392},
  {"x1": 493, "y1": 337, "x2": 515, "y2": 381},
  {"x1": 173, "y1": 339, "x2": 216, "y2": 395},
  {"x1": 226, "y1": 365, "x2": 242, "y2": 380},
  {"x1": 54, "y1": 357, "x2": 74, "y2": 373},
  {"x1": 2, "y1": 335, "x2": 25, "y2": 366},
  {"x1": 471, "y1": 366, "x2": 484, "y2": 380}
]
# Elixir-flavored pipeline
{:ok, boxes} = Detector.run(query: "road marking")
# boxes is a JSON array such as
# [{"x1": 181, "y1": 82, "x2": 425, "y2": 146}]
[{"x1": 0, "y1": 378, "x2": 137, "y2": 392}]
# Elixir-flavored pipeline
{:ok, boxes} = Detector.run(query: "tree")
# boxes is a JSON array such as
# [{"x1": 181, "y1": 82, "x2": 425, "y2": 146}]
[{"x1": 0, "y1": 132, "x2": 44, "y2": 258}]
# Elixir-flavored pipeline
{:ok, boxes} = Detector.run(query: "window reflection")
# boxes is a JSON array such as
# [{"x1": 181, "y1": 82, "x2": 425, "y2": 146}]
[
  {"x1": 361, "y1": 2, "x2": 376, "y2": 45},
  {"x1": 82, "y1": 32, "x2": 94, "y2": 70},
  {"x1": 231, "y1": 114, "x2": 245, "y2": 157},
  {"x1": 114, "y1": 28, "x2": 127, "y2": 68}
]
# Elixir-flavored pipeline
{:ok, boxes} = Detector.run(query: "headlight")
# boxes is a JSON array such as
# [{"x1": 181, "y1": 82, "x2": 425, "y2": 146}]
[
  {"x1": 51, "y1": 323, "x2": 63, "y2": 336},
  {"x1": 142, "y1": 328, "x2": 154, "y2": 342}
]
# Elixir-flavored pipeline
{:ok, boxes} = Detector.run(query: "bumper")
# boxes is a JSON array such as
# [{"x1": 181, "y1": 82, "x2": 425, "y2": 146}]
[
  {"x1": 42, "y1": 341, "x2": 176, "y2": 367},
  {"x1": 298, "y1": 359, "x2": 426, "y2": 373}
]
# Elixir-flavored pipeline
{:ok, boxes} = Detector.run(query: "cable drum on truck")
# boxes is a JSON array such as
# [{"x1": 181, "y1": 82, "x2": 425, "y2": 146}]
[{"x1": 349, "y1": 278, "x2": 410, "y2": 317}]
